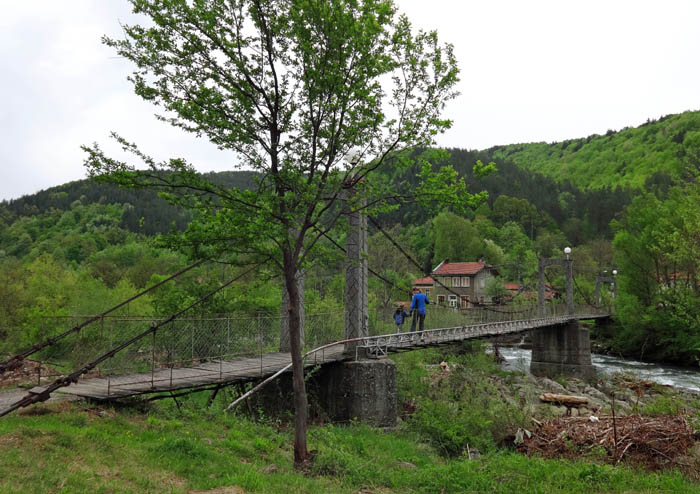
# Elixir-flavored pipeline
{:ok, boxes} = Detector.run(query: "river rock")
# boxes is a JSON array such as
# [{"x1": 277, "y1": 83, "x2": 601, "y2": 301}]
[
  {"x1": 583, "y1": 386, "x2": 608, "y2": 402},
  {"x1": 539, "y1": 378, "x2": 568, "y2": 394}
]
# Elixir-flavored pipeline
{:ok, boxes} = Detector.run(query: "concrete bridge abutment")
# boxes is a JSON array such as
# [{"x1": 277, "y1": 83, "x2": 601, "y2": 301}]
[
  {"x1": 530, "y1": 321, "x2": 596, "y2": 380},
  {"x1": 246, "y1": 358, "x2": 397, "y2": 427},
  {"x1": 317, "y1": 358, "x2": 397, "y2": 427}
]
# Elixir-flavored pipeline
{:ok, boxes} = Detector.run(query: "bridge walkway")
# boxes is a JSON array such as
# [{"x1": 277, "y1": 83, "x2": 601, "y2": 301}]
[{"x1": 23, "y1": 313, "x2": 606, "y2": 402}]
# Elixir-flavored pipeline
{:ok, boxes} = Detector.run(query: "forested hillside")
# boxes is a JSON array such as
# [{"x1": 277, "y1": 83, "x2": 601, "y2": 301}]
[
  {"x1": 487, "y1": 110, "x2": 700, "y2": 190},
  {"x1": 1, "y1": 171, "x2": 259, "y2": 235},
  {"x1": 2, "y1": 122, "x2": 700, "y2": 365}
]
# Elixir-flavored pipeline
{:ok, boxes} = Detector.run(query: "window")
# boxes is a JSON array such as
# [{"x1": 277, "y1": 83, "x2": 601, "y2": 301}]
[
  {"x1": 461, "y1": 296, "x2": 469, "y2": 308},
  {"x1": 425, "y1": 289, "x2": 431, "y2": 297},
  {"x1": 480, "y1": 278, "x2": 485, "y2": 288},
  {"x1": 437, "y1": 295, "x2": 446, "y2": 304},
  {"x1": 452, "y1": 277, "x2": 460, "y2": 287},
  {"x1": 448, "y1": 295, "x2": 457, "y2": 307},
  {"x1": 462, "y1": 277, "x2": 470, "y2": 287}
]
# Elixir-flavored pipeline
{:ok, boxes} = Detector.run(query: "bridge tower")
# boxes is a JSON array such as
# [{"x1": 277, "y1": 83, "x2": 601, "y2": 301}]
[
  {"x1": 537, "y1": 247, "x2": 574, "y2": 317},
  {"x1": 315, "y1": 181, "x2": 396, "y2": 426},
  {"x1": 532, "y1": 248, "x2": 595, "y2": 380},
  {"x1": 594, "y1": 270, "x2": 617, "y2": 307},
  {"x1": 344, "y1": 185, "x2": 369, "y2": 351}
]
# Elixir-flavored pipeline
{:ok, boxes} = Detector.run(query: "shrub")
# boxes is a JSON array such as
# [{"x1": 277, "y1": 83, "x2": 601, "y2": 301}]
[{"x1": 405, "y1": 346, "x2": 529, "y2": 456}]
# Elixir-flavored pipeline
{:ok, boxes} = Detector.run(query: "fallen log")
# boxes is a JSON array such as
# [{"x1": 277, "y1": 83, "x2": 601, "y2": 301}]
[{"x1": 539, "y1": 393, "x2": 589, "y2": 406}]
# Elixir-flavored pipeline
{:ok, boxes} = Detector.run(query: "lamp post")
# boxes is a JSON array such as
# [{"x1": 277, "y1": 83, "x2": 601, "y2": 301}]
[
  {"x1": 538, "y1": 247, "x2": 574, "y2": 317},
  {"x1": 595, "y1": 269, "x2": 618, "y2": 307}
]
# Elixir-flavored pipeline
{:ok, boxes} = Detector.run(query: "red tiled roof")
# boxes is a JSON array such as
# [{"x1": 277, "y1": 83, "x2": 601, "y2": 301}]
[
  {"x1": 434, "y1": 262, "x2": 486, "y2": 276},
  {"x1": 504, "y1": 283, "x2": 519, "y2": 291},
  {"x1": 413, "y1": 276, "x2": 434, "y2": 285}
]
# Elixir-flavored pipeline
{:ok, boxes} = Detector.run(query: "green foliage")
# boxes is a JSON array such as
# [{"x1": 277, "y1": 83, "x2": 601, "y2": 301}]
[
  {"x1": 642, "y1": 394, "x2": 685, "y2": 417},
  {"x1": 488, "y1": 110, "x2": 700, "y2": 191},
  {"x1": 432, "y1": 211, "x2": 483, "y2": 266},
  {"x1": 397, "y1": 346, "x2": 528, "y2": 456},
  {"x1": 612, "y1": 180, "x2": 700, "y2": 364}
]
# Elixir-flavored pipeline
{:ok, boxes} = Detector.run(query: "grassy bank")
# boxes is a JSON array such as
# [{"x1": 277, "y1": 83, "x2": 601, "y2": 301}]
[{"x1": 0, "y1": 345, "x2": 698, "y2": 493}]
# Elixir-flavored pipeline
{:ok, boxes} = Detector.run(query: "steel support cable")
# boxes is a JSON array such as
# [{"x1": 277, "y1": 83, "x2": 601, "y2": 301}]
[
  {"x1": 573, "y1": 275, "x2": 598, "y2": 308},
  {"x1": 367, "y1": 217, "x2": 533, "y2": 315},
  {"x1": 313, "y1": 227, "x2": 410, "y2": 294},
  {"x1": 0, "y1": 261, "x2": 267, "y2": 419},
  {"x1": 0, "y1": 260, "x2": 206, "y2": 374}
]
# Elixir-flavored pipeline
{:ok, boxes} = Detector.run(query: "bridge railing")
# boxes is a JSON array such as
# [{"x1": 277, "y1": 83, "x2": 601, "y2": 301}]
[
  {"x1": 28, "y1": 312, "x2": 345, "y2": 381},
  {"x1": 18, "y1": 303, "x2": 608, "y2": 385}
]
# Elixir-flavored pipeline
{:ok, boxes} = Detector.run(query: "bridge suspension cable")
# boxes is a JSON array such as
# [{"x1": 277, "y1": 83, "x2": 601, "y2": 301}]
[
  {"x1": 367, "y1": 217, "x2": 534, "y2": 315},
  {"x1": 0, "y1": 260, "x2": 267, "y2": 419},
  {"x1": 0, "y1": 260, "x2": 206, "y2": 374}
]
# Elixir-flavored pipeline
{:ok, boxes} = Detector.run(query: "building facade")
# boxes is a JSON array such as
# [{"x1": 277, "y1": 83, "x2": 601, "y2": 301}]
[{"x1": 412, "y1": 260, "x2": 499, "y2": 308}]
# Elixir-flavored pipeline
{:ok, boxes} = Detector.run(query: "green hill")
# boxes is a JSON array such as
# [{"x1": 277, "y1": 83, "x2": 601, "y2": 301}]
[
  {"x1": 486, "y1": 110, "x2": 700, "y2": 190},
  {"x1": 1, "y1": 171, "x2": 259, "y2": 235}
]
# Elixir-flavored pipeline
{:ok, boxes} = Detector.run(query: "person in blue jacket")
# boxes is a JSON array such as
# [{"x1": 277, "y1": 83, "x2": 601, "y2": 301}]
[
  {"x1": 393, "y1": 304, "x2": 410, "y2": 333},
  {"x1": 409, "y1": 287, "x2": 430, "y2": 332}
]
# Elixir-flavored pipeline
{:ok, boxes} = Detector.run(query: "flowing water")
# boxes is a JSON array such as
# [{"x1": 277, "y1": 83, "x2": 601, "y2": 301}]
[{"x1": 499, "y1": 347, "x2": 700, "y2": 392}]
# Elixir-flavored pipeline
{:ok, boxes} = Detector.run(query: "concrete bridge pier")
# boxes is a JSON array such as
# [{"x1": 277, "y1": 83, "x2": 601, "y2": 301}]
[
  {"x1": 530, "y1": 321, "x2": 596, "y2": 380},
  {"x1": 317, "y1": 359, "x2": 397, "y2": 427}
]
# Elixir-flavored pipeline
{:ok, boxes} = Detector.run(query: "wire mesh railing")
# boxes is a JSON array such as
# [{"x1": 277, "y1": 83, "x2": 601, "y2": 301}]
[{"x1": 26, "y1": 303, "x2": 609, "y2": 381}]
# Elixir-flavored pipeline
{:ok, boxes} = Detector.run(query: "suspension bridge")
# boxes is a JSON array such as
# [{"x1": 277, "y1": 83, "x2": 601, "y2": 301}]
[
  {"x1": 0, "y1": 303, "x2": 608, "y2": 418},
  {"x1": 0, "y1": 216, "x2": 613, "y2": 420}
]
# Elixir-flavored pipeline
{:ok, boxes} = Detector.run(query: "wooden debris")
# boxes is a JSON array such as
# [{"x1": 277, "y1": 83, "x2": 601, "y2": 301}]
[
  {"x1": 539, "y1": 393, "x2": 589, "y2": 406},
  {"x1": 517, "y1": 414, "x2": 696, "y2": 472}
]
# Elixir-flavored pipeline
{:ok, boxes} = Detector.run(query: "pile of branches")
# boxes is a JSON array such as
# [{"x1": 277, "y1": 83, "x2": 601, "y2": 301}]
[
  {"x1": 0, "y1": 359, "x2": 61, "y2": 388},
  {"x1": 517, "y1": 414, "x2": 698, "y2": 471}
]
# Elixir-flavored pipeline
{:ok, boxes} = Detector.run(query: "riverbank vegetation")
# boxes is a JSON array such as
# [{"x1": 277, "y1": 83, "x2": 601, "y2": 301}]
[{"x1": 1, "y1": 345, "x2": 698, "y2": 493}]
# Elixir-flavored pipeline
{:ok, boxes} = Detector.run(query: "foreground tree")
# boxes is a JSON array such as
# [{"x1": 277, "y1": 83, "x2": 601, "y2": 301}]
[{"x1": 84, "y1": 0, "x2": 483, "y2": 467}]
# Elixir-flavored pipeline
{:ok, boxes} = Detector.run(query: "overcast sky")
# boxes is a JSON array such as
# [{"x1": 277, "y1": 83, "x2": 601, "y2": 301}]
[{"x1": 1, "y1": 1, "x2": 699, "y2": 202}]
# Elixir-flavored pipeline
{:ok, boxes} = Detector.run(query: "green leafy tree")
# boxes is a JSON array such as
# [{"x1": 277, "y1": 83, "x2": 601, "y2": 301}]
[
  {"x1": 613, "y1": 183, "x2": 700, "y2": 364},
  {"x1": 82, "y1": 0, "x2": 481, "y2": 467},
  {"x1": 432, "y1": 211, "x2": 483, "y2": 265}
]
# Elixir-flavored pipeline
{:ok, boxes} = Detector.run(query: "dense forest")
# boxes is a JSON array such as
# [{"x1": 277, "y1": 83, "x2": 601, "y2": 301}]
[
  {"x1": 2, "y1": 112, "x2": 700, "y2": 365},
  {"x1": 487, "y1": 110, "x2": 700, "y2": 190}
]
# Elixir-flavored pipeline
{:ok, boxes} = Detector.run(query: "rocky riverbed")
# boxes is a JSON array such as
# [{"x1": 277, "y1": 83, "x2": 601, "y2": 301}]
[
  {"x1": 492, "y1": 370, "x2": 699, "y2": 419},
  {"x1": 485, "y1": 355, "x2": 700, "y2": 475}
]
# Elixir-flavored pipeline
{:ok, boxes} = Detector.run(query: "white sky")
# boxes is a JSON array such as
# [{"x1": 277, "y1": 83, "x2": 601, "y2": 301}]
[{"x1": 1, "y1": 0, "x2": 699, "y2": 202}]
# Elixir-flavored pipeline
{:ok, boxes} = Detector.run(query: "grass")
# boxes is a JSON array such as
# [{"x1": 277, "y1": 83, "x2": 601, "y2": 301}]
[
  {"x1": 0, "y1": 345, "x2": 698, "y2": 493},
  {"x1": 0, "y1": 400, "x2": 697, "y2": 494}
]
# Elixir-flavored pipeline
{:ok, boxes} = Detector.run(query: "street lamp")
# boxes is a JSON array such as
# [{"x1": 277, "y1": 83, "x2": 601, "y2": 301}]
[
  {"x1": 345, "y1": 148, "x2": 362, "y2": 168},
  {"x1": 612, "y1": 269, "x2": 617, "y2": 276},
  {"x1": 564, "y1": 246, "x2": 571, "y2": 260}
]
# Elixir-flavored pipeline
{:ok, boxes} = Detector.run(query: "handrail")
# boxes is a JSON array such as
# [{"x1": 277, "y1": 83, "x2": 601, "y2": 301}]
[
  {"x1": 0, "y1": 260, "x2": 205, "y2": 373},
  {"x1": 224, "y1": 311, "x2": 608, "y2": 410}
]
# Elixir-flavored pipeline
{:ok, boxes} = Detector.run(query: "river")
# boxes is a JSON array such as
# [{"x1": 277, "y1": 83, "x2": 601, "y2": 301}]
[{"x1": 499, "y1": 347, "x2": 700, "y2": 392}]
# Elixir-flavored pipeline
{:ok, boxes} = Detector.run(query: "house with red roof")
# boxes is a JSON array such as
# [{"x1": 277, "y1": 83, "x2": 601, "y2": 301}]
[{"x1": 412, "y1": 259, "x2": 499, "y2": 308}]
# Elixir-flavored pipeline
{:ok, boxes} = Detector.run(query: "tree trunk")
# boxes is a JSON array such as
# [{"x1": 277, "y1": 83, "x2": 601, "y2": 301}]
[{"x1": 283, "y1": 257, "x2": 309, "y2": 468}]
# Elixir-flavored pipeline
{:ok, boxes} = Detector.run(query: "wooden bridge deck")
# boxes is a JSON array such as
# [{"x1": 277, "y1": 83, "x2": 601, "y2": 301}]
[
  {"x1": 22, "y1": 313, "x2": 608, "y2": 403},
  {"x1": 29, "y1": 345, "x2": 347, "y2": 400}
]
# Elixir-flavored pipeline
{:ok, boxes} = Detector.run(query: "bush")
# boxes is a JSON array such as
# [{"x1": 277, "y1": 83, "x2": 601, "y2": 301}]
[{"x1": 402, "y1": 346, "x2": 529, "y2": 456}]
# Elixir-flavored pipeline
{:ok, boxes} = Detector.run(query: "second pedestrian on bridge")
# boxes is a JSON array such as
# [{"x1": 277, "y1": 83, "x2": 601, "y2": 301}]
[
  {"x1": 393, "y1": 304, "x2": 410, "y2": 333},
  {"x1": 409, "y1": 287, "x2": 430, "y2": 332}
]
